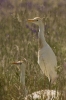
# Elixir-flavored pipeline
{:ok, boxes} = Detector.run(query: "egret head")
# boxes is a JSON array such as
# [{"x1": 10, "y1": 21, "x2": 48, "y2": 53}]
[
  {"x1": 12, "y1": 58, "x2": 27, "y2": 65},
  {"x1": 28, "y1": 17, "x2": 43, "y2": 26},
  {"x1": 12, "y1": 61, "x2": 23, "y2": 65}
]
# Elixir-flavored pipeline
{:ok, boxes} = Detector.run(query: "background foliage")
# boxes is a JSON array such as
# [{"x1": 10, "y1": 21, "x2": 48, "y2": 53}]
[{"x1": 0, "y1": 0, "x2": 66, "y2": 99}]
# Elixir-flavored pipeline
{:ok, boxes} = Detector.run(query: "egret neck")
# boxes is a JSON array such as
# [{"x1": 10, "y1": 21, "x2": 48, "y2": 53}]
[
  {"x1": 38, "y1": 23, "x2": 46, "y2": 48},
  {"x1": 20, "y1": 63, "x2": 26, "y2": 86}
]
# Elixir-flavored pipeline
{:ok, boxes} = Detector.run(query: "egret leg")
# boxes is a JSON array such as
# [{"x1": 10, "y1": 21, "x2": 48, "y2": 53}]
[{"x1": 56, "y1": 84, "x2": 57, "y2": 96}]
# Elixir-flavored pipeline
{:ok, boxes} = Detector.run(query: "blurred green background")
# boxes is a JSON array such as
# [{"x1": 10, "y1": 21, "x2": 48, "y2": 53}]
[{"x1": 0, "y1": 0, "x2": 66, "y2": 99}]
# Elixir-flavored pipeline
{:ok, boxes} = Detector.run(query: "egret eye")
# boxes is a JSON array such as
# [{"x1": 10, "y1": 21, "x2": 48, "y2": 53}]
[{"x1": 36, "y1": 19, "x2": 38, "y2": 21}]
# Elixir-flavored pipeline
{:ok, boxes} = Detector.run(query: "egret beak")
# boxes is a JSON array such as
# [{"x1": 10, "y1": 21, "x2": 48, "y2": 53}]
[
  {"x1": 12, "y1": 62, "x2": 18, "y2": 64},
  {"x1": 28, "y1": 19, "x2": 34, "y2": 22}
]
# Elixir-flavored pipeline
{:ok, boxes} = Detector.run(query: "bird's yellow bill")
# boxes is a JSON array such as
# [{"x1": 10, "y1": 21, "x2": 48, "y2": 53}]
[
  {"x1": 12, "y1": 62, "x2": 18, "y2": 64},
  {"x1": 28, "y1": 19, "x2": 34, "y2": 22}
]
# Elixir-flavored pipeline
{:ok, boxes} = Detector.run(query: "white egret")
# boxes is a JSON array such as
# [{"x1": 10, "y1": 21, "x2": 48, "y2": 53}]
[
  {"x1": 12, "y1": 58, "x2": 28, "y2": 96},
  {"x1": 28, "y1": 17, "x2": 57, "y2": 84}
]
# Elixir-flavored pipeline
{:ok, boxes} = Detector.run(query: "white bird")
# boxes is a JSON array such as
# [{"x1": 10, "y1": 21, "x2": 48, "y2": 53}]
[
  {"x1": 12, "y1": 58, "x2": 28, "y2": 96},
  {"x1": 28, "y1": 17, "x2": 57, "y2": 84}
]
